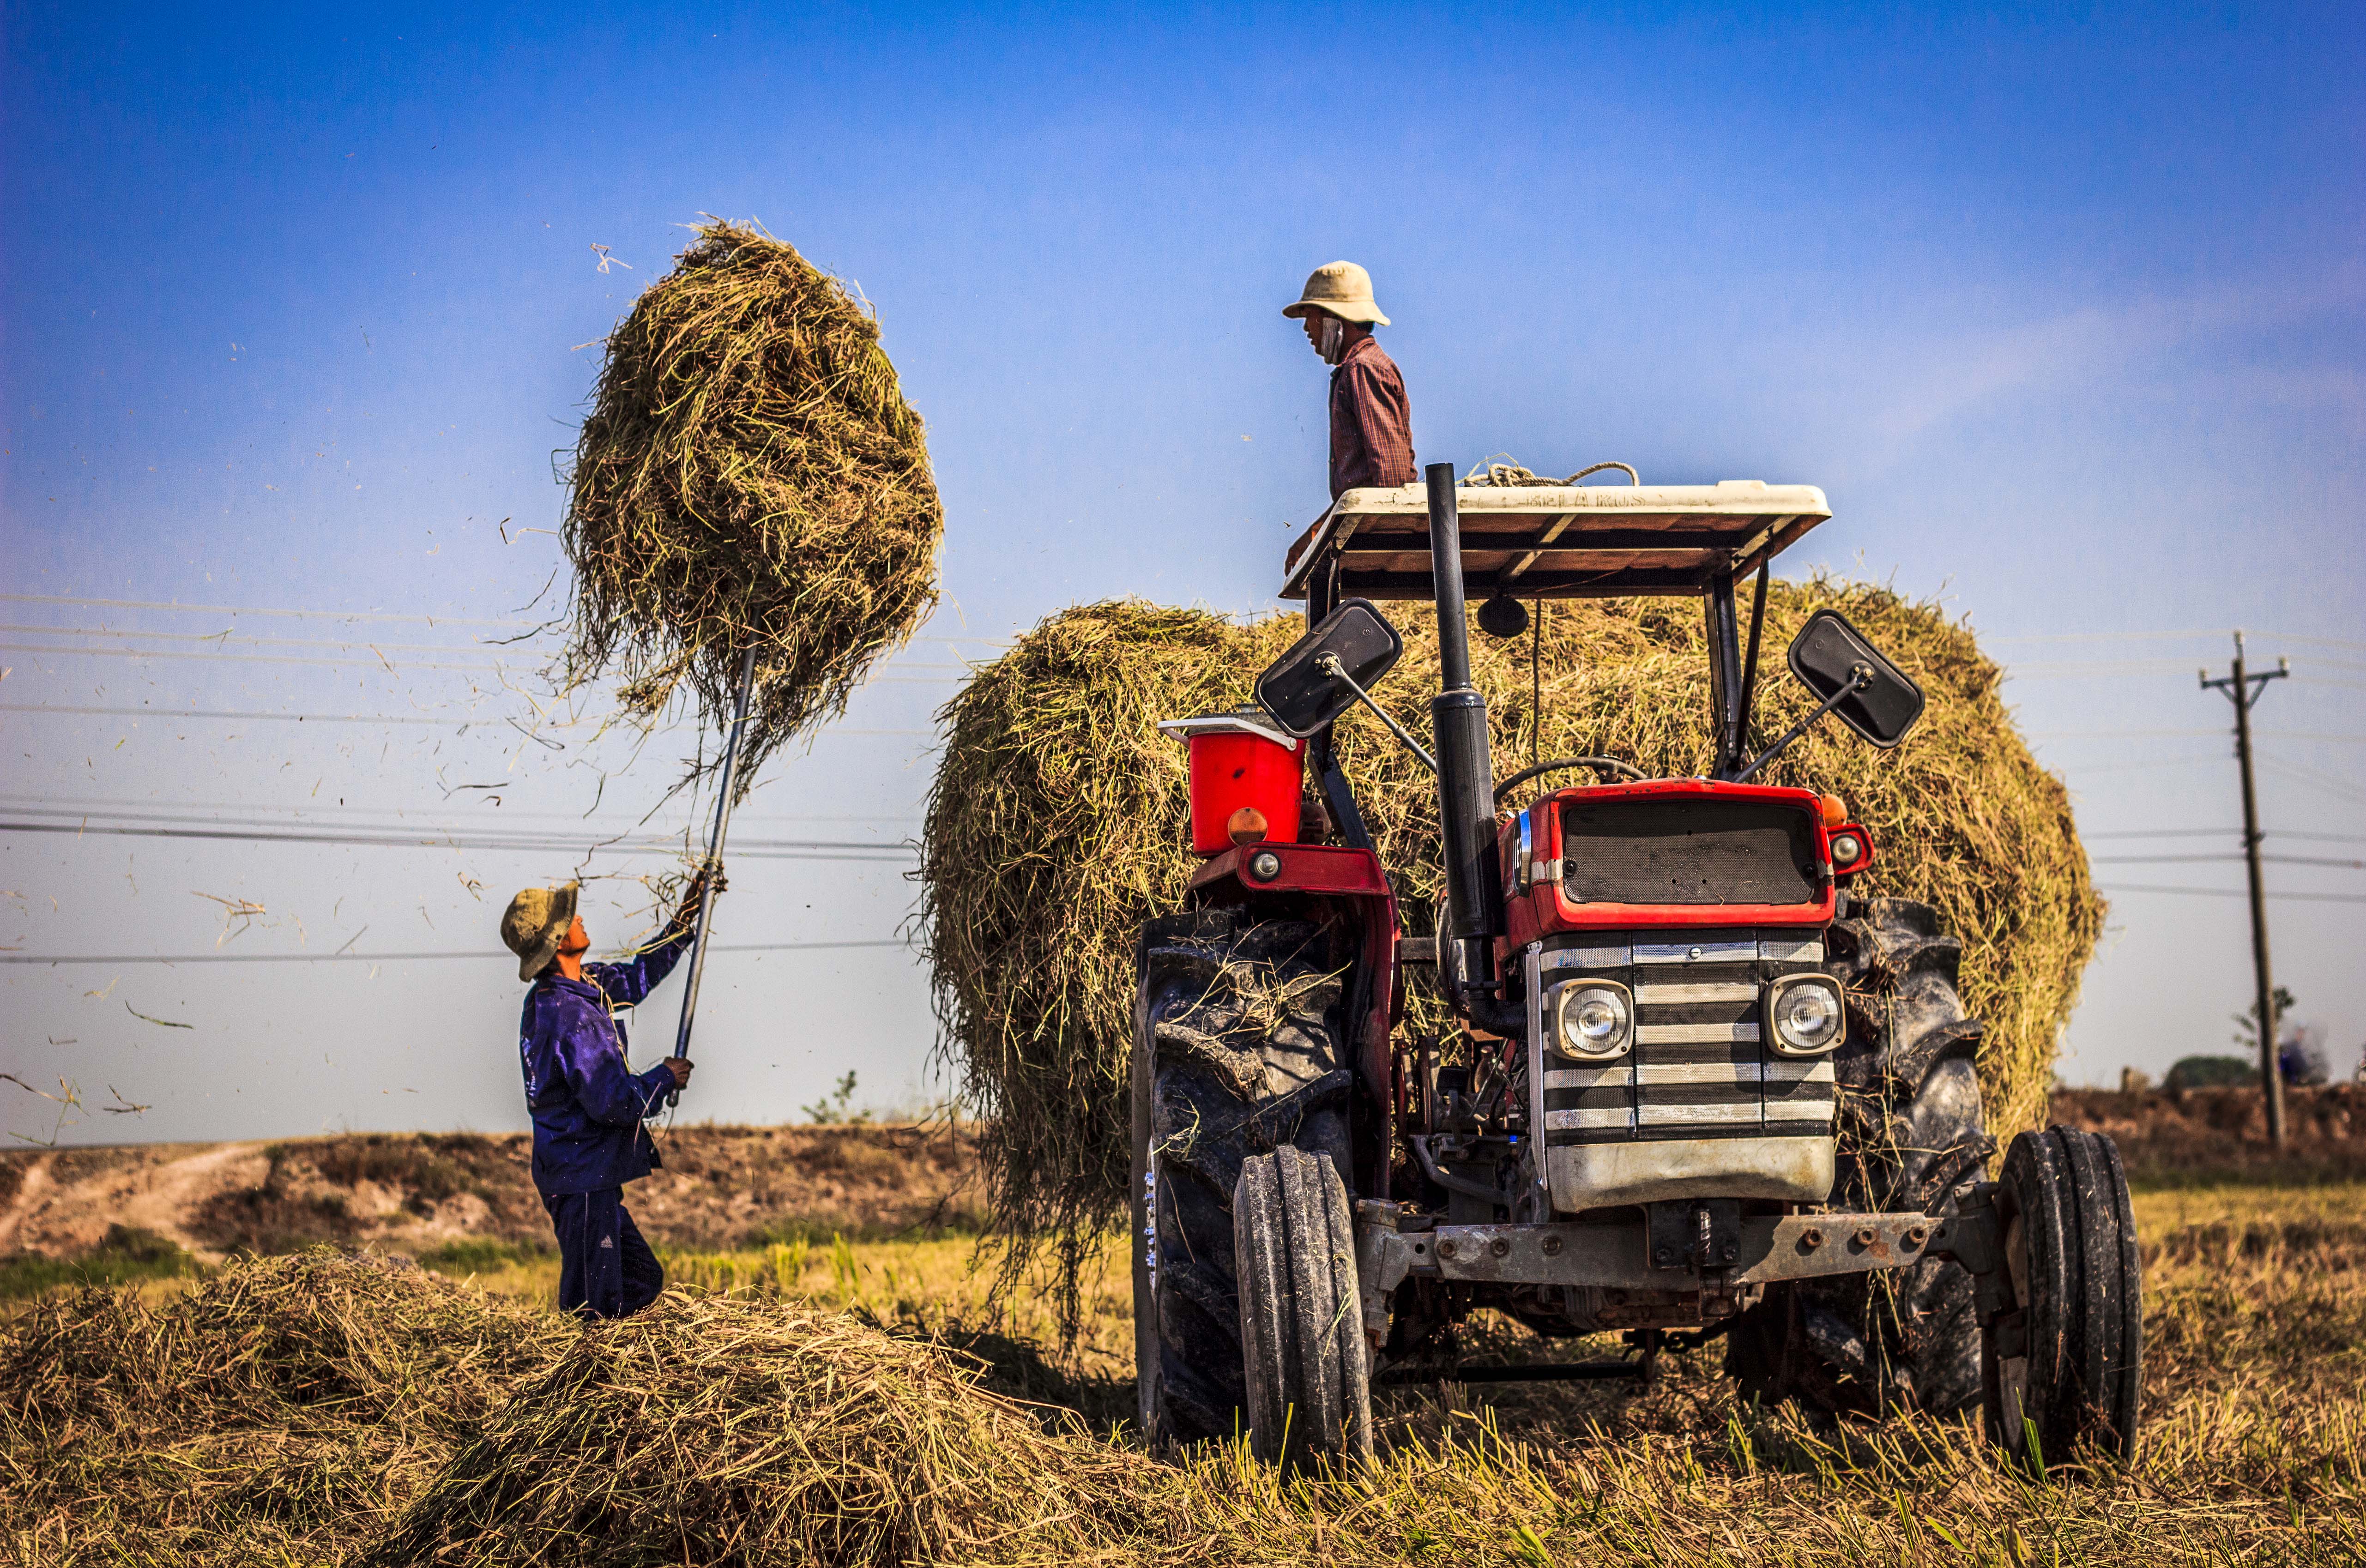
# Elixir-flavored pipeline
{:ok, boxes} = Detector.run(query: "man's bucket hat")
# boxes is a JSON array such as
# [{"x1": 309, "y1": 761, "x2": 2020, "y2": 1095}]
[
  {"x1": 1282, "y1": 260, "x2": 1391, "y2": 326},
  {"x1": 501, "y1": 881, "x2": 580, "y2": 981}
]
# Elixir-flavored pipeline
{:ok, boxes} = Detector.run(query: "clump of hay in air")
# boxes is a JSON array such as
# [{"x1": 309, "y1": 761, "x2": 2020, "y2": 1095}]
[
  {"x1": 561, "y1": 219, "x2": 942, "y2": 789},
  {"x1": 919, "y1": 581, "x2": 2105, "y2": 1330}
]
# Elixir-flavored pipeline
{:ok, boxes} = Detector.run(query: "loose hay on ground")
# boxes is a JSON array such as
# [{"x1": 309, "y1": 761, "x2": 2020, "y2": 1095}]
[
  {"x1": 365, "y1": 1291, "x2": 1163, "y2": 1566},
  {"x1": 0, "y1": 1249, "x2": 569, "y2": 1563},
  {"x1": 3, "y1": 1200, "x2": 2360, "y2": 1566},
  {"x1": 562, "y1": 219, "x2": 942, "y2": 788},
  {"x1": 920, "y1": 581, "x2": 2104, "y2": 1326}
]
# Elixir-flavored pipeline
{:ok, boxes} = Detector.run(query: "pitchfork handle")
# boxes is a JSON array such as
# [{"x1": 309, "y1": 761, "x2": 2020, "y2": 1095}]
[{"x1": 668, "y1": 646, "x2": 757, "y2": 1106}]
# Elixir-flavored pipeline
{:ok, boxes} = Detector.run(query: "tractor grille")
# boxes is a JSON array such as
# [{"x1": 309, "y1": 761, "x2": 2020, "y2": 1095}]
[{"x1": 1535, "y1": 928, "x2": 1835, "y2": 1146}]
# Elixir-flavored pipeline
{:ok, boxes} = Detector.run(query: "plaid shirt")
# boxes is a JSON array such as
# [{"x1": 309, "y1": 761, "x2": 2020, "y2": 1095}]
[{"x1": 1329, "y1": 334, "x2": 1415, "y2": 498}]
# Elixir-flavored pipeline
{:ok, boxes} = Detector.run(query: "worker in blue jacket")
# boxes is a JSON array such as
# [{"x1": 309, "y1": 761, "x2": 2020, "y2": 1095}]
[{"x1": 498, "y1": 869, "x2": 717, "y2": 1318}]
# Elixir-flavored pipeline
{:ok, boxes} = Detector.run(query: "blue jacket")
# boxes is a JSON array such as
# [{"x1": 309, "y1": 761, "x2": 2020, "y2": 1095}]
[{"x1": 518, "y1": 928, "x2": 692, "y2": 1196}]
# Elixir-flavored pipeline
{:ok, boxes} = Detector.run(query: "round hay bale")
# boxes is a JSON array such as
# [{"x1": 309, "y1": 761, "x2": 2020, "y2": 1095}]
[
  {"x1": 920, "y1": 580, "x2": 2103, "y2": 1318},
  {"x1": 562, "y1": 219, "x2": 942, "y2": 786}
]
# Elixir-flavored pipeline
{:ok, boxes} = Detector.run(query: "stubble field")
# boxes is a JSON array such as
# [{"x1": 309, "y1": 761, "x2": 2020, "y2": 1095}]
[{"x1": 2, "y1": 1098, "x2": 2361, "y2": 1564}]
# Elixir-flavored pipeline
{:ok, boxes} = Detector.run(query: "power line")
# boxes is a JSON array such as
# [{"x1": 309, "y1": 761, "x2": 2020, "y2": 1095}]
[
  {"x1": 2091, "y1": 853, "x2": 2365, "y2": 868},
  {"x1": 0, "y1": 791, "x2": 922, "y2": 827},
  {"x1": 2, "y1": 803, "x2": 915, "y2": 848},
  {"x1": 4, "y1": 625, "x2": 985, "y2": 674},
  {"x1": 0, "y1": 642, "x2": 511, "y2": 672},
  {"x1": 1977, "y1": 630, "x2": 2366, "y2": 651},
  {"x1": 0, "y1": 704, "x2": 934, "y2": 737},
  {"x1": 1, "y1": 624, "x2": 519, "y2": 656},
  {"x1": 0, "y1": 591, "x2": 541, "y2": 628},
  {"x1": 2029, "y1": 729, "x2": 2366, "y2": 742},
  {"x1": 0, "y1": 593, "x2": 1016, "y2": 651},
  {"x1": 2083, "y1": 828, "x2": 2366, "y2": 843},
  {"x1": 2097, "y1": 885, "x2": 2366, "y2": 904},
  {"x1": 2257, "y1": 753, "x2": 2366, "y2": 801},
  {"x1": 0, "y1": 939, "x2": 911, "y2": 965},
  {"x1": 0, "y1": 643, "x2": 969, "y2": 681},
  {"x1": 0, "y1": 819, "x2": 915, "y2": 860},
  {"x1": 4, "y1": 703, "x2": 478, "y2": 728}
]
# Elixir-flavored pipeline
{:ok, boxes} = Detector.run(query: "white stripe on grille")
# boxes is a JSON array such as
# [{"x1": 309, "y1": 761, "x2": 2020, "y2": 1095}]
[
  {"x1": 1636, "y1": 1021, "x2": 1763, "y2": 1045},
  {"x1": 1543, "y1": 946, "x2": 1632, "y2": 971},
  {"x1": 1635, "y1": 941, "x2": 1756, "y2": 965},
  {"x1": 1765, "y1": 1058, "x2": 1837, "y2": 1084},
  {"x1": 1765, "y1": 1099, "x2": 1839, "y2": 1122},
  {"x1": 1617, "y1": 1060, "x2": 1836, "y2": 1087},
  {"x1": 1634, "y1": 980, "x2": 1759, "y2": 1005},
  {"x1": 1545, "y1": 1107, "x2": 1636, "y2": 1131},
  {"x1": 1636, "y1": 1102, "x2": 1764, "y2": 1126},
  {"x1": 1543, "y1": 1067, "x2": 1633, "y2": 1091},
  {"x1": 1758, "y1": 936, "x2": 1826, "y2": 963}
]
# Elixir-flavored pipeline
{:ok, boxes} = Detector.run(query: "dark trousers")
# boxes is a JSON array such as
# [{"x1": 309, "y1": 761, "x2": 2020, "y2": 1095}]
[{"x1": 543, "y1": 1186, "x2": 664, "y2": 1319}]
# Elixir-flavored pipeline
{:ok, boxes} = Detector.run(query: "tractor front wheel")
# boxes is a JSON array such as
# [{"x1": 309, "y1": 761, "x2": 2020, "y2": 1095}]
[
  {"x1": 1236, "y1": 1145, "x2": 1373, "y2": 1465},
  {"x1": 1983, "y1": 1126, "x2": 2143, "y2": 1471}
]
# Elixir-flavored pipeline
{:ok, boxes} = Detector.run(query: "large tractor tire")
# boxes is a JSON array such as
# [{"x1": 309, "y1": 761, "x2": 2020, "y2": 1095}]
[
  {"x1": 1983, "y1": 1127, "x2": 2143, "y2": 1471},
  {"x1": 1729, "y1": 897, "x2": 1992, "y2": 1418},
  {"x1": 1131, "y1": 907, "x2": 1357, "y2": 1449},
  {"x1": 1236, "y1": 1145, "x2": 1373, "y2": 1466}
]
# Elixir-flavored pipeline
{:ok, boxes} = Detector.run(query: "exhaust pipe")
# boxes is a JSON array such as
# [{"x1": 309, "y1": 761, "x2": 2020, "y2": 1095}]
[{"x1": 1424, "y1": 462, "x2": 1505, "y2": 981}]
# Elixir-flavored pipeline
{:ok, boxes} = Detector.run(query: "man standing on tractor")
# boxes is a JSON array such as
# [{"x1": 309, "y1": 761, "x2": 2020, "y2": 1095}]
[
  {"x1": 498, "y1": 868, "x2": 718, "y2": 1319},
  {"x1": 1285, "y1": 260, "x2": 1415, "y2": 497}
]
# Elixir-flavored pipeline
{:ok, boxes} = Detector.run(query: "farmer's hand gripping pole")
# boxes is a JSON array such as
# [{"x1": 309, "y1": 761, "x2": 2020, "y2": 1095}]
[{"x1": 669, "y1": 645, "x2": 758, "y2": 1106}]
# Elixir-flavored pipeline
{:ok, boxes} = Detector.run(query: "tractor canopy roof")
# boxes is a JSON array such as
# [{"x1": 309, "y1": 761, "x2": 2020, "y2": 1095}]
[{"x1": 1280, "y1": 479, "x2": 1830, "y2": 602}]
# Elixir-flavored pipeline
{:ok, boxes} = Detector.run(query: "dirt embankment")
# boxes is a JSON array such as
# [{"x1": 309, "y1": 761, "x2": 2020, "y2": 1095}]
[
  {"x1": 2052, "y1": 1083, "x2": 2366, "y2": 1185},
  {"x1": 0, "y1": 1123, "x2": 980, "y2": 1262},
  {"x1": 2, "y1": 1088, "x2": 2357, "y2": 1265}
]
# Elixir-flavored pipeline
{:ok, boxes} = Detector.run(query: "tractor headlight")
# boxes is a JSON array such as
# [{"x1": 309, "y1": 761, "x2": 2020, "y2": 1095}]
[
  {"x1": 1553, "y1": 981, "x2": 1632, "y2": 1060},
  {"x1": 1767, "y1": 975, "x2": 1844, "y2": 1056}
]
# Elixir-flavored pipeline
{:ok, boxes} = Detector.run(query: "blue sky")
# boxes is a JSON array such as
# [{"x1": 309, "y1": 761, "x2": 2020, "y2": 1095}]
[{"x1": 4, "y1": 2, "x2": 2361, "y2": 1145}]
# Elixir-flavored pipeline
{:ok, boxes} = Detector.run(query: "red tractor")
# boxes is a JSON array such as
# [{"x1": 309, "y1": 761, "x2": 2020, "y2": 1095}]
[{"x1": 1132, "y1": 463, "x2": 2140, "y2": 1469}]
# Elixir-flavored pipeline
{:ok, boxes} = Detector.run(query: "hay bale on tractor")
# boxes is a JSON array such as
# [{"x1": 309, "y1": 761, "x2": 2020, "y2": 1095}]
[
  {"x1": 561, "y1": 218, "x2": 942, "y2": 788},
  {"x1": 920, "y1": 579, "x2": 2103, "y2": 1327}
]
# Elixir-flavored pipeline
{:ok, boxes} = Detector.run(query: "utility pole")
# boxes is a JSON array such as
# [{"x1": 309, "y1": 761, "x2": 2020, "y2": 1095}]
[{"x1": 2201, "y1": 630, "x2": 2292, "y2": 1148}]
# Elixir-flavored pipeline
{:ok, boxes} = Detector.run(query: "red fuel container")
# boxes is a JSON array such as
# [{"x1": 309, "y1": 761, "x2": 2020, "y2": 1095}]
[{"x1": 1159, "y1": 711, "x2": 1305, "y2": 856}]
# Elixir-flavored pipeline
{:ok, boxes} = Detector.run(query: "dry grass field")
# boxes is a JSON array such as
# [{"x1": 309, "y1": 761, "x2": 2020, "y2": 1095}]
[{"x1": 3, "y1": 1170, "x2": 2360, "y2": 1564}]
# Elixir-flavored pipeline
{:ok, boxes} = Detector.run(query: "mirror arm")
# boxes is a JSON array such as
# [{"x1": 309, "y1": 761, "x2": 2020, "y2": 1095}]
[
  {"x1": 1307, "y1": 729, "x2": 1376, "y2": 851},
  {"x1": 1316, "y1": 653, "x2": 1437, "y2": 773},
  {"x1": 1729, "y1": 666, "x2": 1869, "y2": 784}
]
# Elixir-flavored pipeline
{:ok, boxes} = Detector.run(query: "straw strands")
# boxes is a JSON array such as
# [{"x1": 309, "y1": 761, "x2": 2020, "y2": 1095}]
[
  {"x1": 920, "y1": 579, "x2": 2104, "y2": 1325},
  {"x1": 561, "y1": 219, "x2": 942, "y2": 790},
  {"x1": 0, "y1": 1248, "x2": 1165, "y2": 1565},
  {"x1": 3, "y1": 1196, "x2": 2361, "y2": 1565}
]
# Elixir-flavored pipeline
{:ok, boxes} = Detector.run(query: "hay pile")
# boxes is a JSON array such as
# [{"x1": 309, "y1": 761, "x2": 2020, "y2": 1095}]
[
  {"x1": 561, "y1": 219, "x2": 942, "y2": 787},
  {"x1": 0, "y1": 1249, "x2": 1169, "y2": 1565},
  {"x1": 366, "y1": 1291, "x2": 1159, "y2": 1565},
  {"x1": 921, "y1": 580, "x2": 2104, "y2": 1317},
  {"x1": 0, "y1": 1249, "x2": 568, "y2": 1562}
]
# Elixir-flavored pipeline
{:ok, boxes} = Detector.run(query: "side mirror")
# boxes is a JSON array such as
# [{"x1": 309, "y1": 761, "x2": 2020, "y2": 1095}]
[
  {"x1": 1255, "y1": 599, "x2": 1405, "y2": 739},
  {"x1": 1787, "y1": 609, "x2": 1925, "y2": 748}
]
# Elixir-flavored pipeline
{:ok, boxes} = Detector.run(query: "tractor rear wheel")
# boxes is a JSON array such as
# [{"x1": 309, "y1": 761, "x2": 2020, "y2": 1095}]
[
  {"x1": 1729, "y1": 897, "x2": 1992, "y2": 1418},
  {"x1": 1983, "y1": 1126, "x2": 2143, "y2": 1471},
  {"x1": 1131, "y1": 907, "x2": 1358, "y2": 1449}
]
